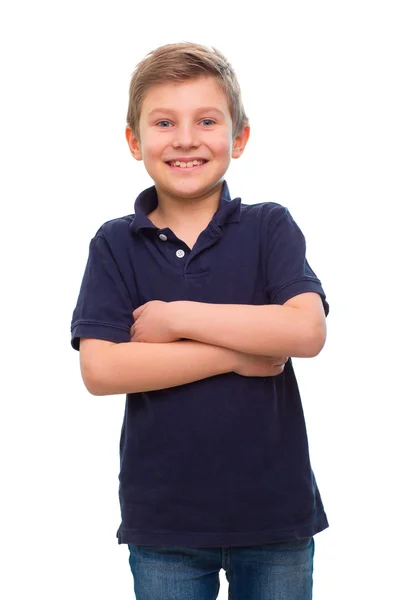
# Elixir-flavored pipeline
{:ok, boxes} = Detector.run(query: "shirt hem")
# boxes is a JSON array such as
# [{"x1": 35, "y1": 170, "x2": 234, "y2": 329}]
[{"x1": 116, "y1": 514, "x2": 329, "y2": 547}]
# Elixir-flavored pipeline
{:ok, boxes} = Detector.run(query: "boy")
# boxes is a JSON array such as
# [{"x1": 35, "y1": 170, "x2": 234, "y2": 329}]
[{"x1": 71, "y1": 42, "x2": 329, "y2": 600}]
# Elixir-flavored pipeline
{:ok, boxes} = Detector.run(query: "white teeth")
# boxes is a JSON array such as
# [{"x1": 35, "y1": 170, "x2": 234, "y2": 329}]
[{"x1": 170, "y1": 160, "x2": 205, "y2": 168}]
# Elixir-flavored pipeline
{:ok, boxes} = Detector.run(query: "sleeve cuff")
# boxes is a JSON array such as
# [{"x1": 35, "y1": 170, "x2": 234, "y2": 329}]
[
  {"x1": 71, "y1": 322, "x2": 131, "y2": 350},
  {"x1": 271, "y1": 279, "x2": 330, "y2": 317}
]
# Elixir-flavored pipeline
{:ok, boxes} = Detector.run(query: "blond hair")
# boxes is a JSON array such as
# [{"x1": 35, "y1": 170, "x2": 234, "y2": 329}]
[{"x1": 127, "y1": 42, "x2": 249, "y2": 141}]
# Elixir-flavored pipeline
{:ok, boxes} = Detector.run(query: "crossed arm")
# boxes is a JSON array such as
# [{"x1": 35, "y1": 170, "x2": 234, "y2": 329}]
[
  {"x1": 131, "y1": 293, "x2": 327, "y2": 358},
  {"x1": 80, "y1": 293, "x2": 326, "y2": 395}
]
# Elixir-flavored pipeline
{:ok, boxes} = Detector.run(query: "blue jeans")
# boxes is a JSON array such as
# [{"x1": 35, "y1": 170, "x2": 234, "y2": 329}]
[{"x1": 128, "y1": 537, "x2": 314, "y2": 599}]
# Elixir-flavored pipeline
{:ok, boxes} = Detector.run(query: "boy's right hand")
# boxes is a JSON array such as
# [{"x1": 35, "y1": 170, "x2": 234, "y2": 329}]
[{"x1": 233, "y1": 352, "x2": 289, "y2": 378}]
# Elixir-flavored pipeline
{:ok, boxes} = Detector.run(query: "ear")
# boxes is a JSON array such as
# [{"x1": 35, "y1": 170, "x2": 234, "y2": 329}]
[
  {"x1": 126, "y1": 126, "x2": 143, "y2": 161},
  {"x1": 232, "y1": 125, "x2": 250, "y2": 159}
]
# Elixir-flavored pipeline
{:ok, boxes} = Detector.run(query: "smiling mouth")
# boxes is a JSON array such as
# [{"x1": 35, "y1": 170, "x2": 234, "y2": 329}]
[{"x1": 166, "y1": 160, "x2": 209, "y2": 171}]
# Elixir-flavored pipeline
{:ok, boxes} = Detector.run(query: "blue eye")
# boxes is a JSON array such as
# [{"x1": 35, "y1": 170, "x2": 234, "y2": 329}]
[{"x1": 156, "y1": 119, "x2": 216, "y2": 128}]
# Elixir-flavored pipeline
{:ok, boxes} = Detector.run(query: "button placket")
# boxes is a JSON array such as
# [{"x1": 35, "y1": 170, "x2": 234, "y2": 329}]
[{"x1": 156, "y1": 229, "x2": 188, "y2": 266}]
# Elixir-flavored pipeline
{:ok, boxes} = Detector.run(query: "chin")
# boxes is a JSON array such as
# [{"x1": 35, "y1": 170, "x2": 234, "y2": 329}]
[{"x1": 161, "y1": 184, "x2": 212, "y2": 198}]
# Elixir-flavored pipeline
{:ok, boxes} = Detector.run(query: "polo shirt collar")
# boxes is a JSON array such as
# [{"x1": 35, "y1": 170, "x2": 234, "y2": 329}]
[{"x1": 130, "y1": 180, "x2": 241, "y2": 234}]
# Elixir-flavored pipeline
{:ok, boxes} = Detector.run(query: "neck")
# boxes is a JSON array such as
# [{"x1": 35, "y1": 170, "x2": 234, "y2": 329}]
[{"x1": 152, "y1": 182, "x2": 223, "y2": 229}]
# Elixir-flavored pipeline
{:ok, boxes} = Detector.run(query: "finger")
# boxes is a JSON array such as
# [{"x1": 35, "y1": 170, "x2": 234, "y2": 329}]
[
  {"x1": 273, "y1": 364, "x2": 285, "y2": 371},
  {"x1": 133, "y1": 305, "x2": 145, "y2": 320},
  {"x1": 276, "y1": 356, "x2": 288, "y2": 364},
  {"x1": 273, "y1": 360, "x2": 286, "y2": 368}
]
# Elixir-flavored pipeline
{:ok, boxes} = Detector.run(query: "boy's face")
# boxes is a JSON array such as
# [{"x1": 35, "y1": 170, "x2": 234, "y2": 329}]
[{"x1": 126, "y1": 76, "x2": 250, "y2": 202}]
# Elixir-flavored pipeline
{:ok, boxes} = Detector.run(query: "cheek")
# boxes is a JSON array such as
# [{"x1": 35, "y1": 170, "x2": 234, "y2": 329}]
[
  {"x1": 212, "y1": 137, "x2": 232, "y2": 158},
  {"x1": 140, "y1": 131, "x2": 165, "y2": 158}
]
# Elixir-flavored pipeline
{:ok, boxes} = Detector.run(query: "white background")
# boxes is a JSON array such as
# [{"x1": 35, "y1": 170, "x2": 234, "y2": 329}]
[{"x1": 1, "y1": 1, "x2": 399, "y2": 598}]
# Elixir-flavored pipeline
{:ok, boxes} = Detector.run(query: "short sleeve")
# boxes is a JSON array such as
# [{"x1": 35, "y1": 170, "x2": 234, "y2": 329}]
[
  {"x1": 264, "y1": 205, "x2": 329, "y2": 317},
  {"x1": 71, "y1": 234, "x2": 134, "y2": 350}
]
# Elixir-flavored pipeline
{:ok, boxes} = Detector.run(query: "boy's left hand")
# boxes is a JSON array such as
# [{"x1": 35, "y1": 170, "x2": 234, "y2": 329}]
[{"x1": 131, "y1": 300, "x2": 182, "y2": 343}]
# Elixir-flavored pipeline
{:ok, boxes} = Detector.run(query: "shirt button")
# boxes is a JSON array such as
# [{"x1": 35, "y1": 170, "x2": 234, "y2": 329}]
[
  {"x1": 176, "y1": 249, "x2": 185, "y2": 259},
  {"x1": 159, "y1": 233, "x2": 168, "y2": 241}
]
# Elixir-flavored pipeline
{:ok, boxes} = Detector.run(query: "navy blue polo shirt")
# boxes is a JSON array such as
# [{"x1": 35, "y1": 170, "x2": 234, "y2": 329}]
[{"x1": 71, "y1": 180, "x2": 330, "y2": 547}]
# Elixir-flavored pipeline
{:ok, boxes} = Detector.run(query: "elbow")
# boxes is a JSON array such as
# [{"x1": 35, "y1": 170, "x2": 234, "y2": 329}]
[
  {"x1": 84, "y1": 379, "x2": 106, "y2": 397},
  {"x1": 82, "y1": 367, "x2": 106, "y2": 396},
  {"x1": 303, "y1": 322, "x2": 327, "y2": 358},
  {"x1": 79, "y1": 339, "x2": 119, "y2": 396},
  {"x1": 81, "y1": 359, "x2": 112, "y2": 396}
]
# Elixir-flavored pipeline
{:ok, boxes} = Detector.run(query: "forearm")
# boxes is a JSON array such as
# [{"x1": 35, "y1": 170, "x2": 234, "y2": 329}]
[
  {"x1": 174, "y1": 302, "x2": 322, "y2": 358},
  {"x1": 84, "y1": 339, "x2": 237, "y2": 396}
]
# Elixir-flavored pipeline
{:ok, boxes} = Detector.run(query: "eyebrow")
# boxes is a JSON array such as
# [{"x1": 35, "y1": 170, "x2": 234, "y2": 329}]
[{"x1": 147, "y1": 107, "x2": 225, "y2": 118}]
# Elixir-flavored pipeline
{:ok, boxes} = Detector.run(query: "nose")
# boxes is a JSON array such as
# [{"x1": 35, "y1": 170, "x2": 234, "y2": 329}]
[{"x1": 172, "y1": 123, "x2": 200, "y2": 149}]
